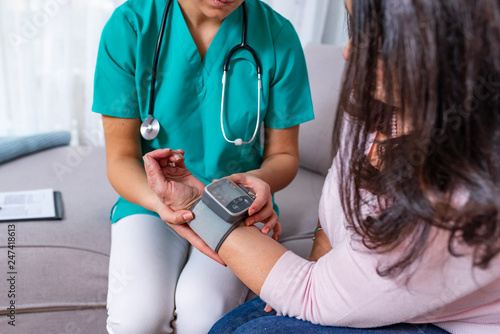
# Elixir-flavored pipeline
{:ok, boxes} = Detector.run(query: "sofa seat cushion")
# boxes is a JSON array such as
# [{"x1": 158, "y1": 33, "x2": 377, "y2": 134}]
[
  {"x1": 0, "y1": 308, "x2": 107, "y2": 333},
  {"x1": 0, "y1": 146, "x2": 115, "y2": 315},
  {"x1": 275, "y1": 167, "x2": 324, "y2": 243}
]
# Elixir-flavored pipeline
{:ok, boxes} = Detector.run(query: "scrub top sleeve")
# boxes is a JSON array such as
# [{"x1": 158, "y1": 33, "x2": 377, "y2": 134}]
[
  {"x1": 92, "y1": 9, "x2": 140, "y2": 118},
  {"x1": 265, "y1": 21, "x2": 314, "y2": 129}
]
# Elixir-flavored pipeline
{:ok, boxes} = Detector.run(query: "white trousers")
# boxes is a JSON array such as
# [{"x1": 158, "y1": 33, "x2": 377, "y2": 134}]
[{"x1": 106, "y1": 214, "x2": 249, "y2": 334}]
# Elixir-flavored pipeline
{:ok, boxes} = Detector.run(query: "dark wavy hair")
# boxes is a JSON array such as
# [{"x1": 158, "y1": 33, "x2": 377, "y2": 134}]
[{"x1": 337, "y1": 0, "x2": 500, "y2": 277}]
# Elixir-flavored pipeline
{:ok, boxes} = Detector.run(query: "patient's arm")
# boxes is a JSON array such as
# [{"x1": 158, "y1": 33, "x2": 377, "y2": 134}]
[
  {"x1": 215, "y1": 221, "x2": 331, "y2": 295},
  {"x1": 144, "y1": 149, "x2": 281, "y2": 238},
  {"x1": 143, "y1": 149, "x2": 292, "y2": 294},
  {"x1": 143, "y1": 149, "x2": 224, "y2": 264},
  {"x1": 218, "y1": 224, "x2": 288, "y2": 295},
  {"x1": 219, "y1": 221, "x2": 333, "y2": 296}
]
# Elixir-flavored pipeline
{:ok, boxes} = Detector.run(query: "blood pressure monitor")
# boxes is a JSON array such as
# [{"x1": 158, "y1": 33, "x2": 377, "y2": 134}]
[
  {"x1": 204, "y1": 179, "x2": 256, "y2": 223},
  {"x1": 188, "y1": 179, "x2": 255, "y2": 253}
]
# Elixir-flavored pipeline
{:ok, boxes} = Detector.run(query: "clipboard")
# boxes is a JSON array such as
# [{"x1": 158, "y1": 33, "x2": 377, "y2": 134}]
[{"x1": 0, "y1": 189, "x2": 64, "y2": 222}]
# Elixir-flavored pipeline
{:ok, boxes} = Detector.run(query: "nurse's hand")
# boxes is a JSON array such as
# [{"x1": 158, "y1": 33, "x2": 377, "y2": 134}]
[{"x1": 225, "y1": 173, "x2": 281, "y2": 241}]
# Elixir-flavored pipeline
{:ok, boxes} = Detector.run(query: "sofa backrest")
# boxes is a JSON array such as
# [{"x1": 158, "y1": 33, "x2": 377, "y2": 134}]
[{"x1": 299, "y1": 44, "x2": 346, "y2": 176}]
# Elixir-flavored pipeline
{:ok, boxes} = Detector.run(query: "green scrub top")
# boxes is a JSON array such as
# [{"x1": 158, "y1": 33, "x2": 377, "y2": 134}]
[{"x1": 92, "y1": 0, "x2": 314, "y2": 223}]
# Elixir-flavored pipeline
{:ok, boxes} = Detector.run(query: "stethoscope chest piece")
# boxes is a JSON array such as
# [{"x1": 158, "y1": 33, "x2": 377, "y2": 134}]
[{"x1": 140, "y1": 115, "x2": 160, "y2": 140}]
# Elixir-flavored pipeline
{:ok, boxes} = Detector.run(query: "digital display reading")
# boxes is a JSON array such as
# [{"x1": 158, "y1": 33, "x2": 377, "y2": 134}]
[{"x1": 209, "y1": 181, "x2": 244, "y2": 207}]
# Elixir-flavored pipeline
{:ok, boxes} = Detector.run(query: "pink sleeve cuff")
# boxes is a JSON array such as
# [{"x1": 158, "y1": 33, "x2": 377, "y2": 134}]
[{"x1": 260, "y1": 250, "x2": 314, "y2": 313}]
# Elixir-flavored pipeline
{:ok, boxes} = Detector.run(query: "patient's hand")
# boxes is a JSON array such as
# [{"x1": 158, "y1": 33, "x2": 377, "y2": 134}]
[
  {"x1": 144, "y1": 149, "x2": 226, "y2": 266},
  {"x1": 144, "y1": 149, "x2": 205, "y2": 212}
]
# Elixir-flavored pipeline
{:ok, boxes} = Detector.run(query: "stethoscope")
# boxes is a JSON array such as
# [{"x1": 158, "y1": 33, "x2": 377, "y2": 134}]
[{"x1": 141, "y1": 0, "x2": 262, "y2": 146}]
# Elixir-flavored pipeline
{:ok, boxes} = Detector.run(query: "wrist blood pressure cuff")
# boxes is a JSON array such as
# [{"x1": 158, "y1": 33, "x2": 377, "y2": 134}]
[
  {"x1": 188, "y1": 179, "x2": 255, "y2": 253},
  {"x1": 188, "y1": 199, "x2": 244, "y2": 253}
]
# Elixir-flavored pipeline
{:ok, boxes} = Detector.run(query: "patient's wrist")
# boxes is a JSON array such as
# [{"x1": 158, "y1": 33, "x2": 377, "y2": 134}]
[
  {"x1": 188, "y1": 200, "x2": 245, "y2": 253},
  {"x1": 153, "y1": 188, "x2": 203, "y2": 213},
  {"x1": 184, "y1": 192, "x2": 203, "y2": 211},
  {"x1": 188, "y1": 178, "x2": 255, "y2": 252}
]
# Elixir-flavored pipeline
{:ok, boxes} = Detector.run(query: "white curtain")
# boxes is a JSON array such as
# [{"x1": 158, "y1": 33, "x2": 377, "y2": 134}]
[
  {"x1": 0, "y1": 0, "x2": 123, "y2": 145},
  {"x1": 0, "y1": 0, "x2": 340, "y2": 145}
]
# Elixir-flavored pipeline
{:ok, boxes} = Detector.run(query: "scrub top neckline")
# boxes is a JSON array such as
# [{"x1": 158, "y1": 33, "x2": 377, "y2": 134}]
[{"x1": 172, "y1": 0, "x2": 243, "y2": 76}]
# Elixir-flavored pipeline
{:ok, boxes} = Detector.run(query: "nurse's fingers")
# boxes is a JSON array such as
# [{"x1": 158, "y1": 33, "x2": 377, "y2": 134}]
[
  {"x1": 271, "y1": 220, "x2": 282, "y2": 240},
  {"x1": 259, "y1": 214, "x2": 281, "y2": 240},
  {"x1": 167, "y1": 222, "x2": 226, "y2": 266},
  {"x1": 246, "y1": 182, "x2": 271, "y2": 217},
  {"x1": 225, "y1": 173, "x2": 270, "y2": 216},
  {"x1": 244, "y1": 199, "x2": 274, "y2": 227}
]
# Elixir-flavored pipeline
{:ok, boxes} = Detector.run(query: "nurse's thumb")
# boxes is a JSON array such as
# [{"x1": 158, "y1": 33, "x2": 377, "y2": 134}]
[
  {"x1": 169, "y1": 210, "x2": 194, "y2": 225},
  {"x1": 181, "y1": 211, "x2": 194, "y2": 222}
]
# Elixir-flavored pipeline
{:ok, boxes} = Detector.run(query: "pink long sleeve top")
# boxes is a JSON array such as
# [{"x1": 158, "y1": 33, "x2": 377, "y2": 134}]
[{"x1": 261, "y1": 118, "x2": 500, "y2": 334}]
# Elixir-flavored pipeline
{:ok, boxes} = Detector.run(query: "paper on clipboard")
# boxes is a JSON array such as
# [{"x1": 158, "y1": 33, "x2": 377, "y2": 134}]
[{"x1": 0, "y1": 188, "x2": 63, "y2": 222}]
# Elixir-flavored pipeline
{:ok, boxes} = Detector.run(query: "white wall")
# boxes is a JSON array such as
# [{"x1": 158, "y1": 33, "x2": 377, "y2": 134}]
[
  {"x1": 323, "y1": 0, "x2": 349, "y2": 46},
  {"x1": 263, "y1": 0, "x2": 349, "y2": 47}
]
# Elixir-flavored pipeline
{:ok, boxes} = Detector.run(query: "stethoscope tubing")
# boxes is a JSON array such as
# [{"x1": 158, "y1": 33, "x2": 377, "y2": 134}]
[
  {"x1": 149, "y1": 0, "x2": 173, "y2": 119},
  {"x1": 223, "y1": 1, "x2": 261, "y2": 75},
  {"x1": 220, "y1": 71, "x2": 261, "y2": 146},
  {"x1": 140, "y1": 0, "x2": 173, "y2": 140},
  {"x1": 143, "y1": 0, "x2": 262, "y2": 145}
]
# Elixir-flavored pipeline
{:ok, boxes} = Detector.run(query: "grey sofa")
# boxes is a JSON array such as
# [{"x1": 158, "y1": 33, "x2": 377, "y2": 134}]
[{"x1": 0, "y1": 44, "x2": 345, "y2": 333}]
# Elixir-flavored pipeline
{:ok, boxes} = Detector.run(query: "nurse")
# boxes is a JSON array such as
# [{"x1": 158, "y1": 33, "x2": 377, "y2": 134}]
[{"x1": 92, "y1": 0, "x2": 314, "y2": 333}]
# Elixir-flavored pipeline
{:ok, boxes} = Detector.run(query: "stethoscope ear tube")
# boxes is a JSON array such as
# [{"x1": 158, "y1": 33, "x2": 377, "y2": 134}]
[{"x1": 223, "y1": 2, "x2": 261, "y2": 75}]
